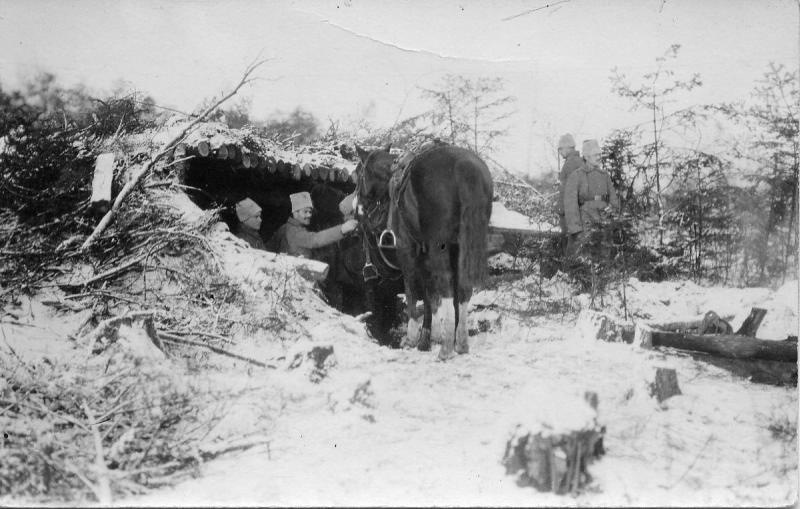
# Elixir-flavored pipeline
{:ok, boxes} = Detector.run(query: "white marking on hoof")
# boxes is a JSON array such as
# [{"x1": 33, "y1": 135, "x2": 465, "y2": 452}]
[
  {"x1": 455, "y1": 300, "x2": 470, "y2": 354},
  {"x1": 430, "y1": 298, "x2": 455, "y2": 346},
  {"x1": 403, "y1": 317, "x2": 422, "y2": 348}
]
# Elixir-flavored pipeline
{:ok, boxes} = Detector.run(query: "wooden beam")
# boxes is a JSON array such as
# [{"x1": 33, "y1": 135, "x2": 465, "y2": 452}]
[{"x1": 90, "y1": 153, "x2": 115, "y2": 215}]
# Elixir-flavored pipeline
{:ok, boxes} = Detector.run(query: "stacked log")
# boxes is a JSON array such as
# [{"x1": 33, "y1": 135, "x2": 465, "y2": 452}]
[
  {"x1": 174, "y1": 134, "x2": 356, "y2": 186},
  {"x1": 503, "y1": 391, "x2": 605, "y2": 494}
]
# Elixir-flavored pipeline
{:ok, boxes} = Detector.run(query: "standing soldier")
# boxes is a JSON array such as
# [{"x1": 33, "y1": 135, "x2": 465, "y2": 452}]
[
  {"x1": 563, "y1": 139, "x2": 619, "y2": 263},
  {"x1": 556, "y1": 134, "x2": 584, "y2": 255}
]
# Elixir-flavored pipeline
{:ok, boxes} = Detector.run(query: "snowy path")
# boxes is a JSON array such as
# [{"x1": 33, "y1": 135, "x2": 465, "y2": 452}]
[{"x1": 133, "y1": 306, "x2": 797, "y2": 507}]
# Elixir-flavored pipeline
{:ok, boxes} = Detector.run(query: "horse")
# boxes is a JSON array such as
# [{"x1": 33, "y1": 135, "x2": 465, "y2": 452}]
[
  {"x1": 355, "y1": 143, "x2": 493, "y2": 360},
  {"x1": 309, "y1": 182, "x2": 404, "y2": 345}
]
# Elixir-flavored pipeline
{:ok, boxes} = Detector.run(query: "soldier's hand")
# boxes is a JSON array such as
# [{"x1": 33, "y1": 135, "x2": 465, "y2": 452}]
[{"x1": 340, "y1": 219, "x2": 359, "y2": 235}]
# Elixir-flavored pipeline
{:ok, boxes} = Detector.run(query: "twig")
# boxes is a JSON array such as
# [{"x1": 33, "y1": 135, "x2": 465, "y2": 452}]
[
  {"x1": 82, "y1": 402, "x2": 113, "y2": 505},
  {"x1": 81, "y1": 58, "x2": 266, "y2": 250},
  {"x1": 163, "y1": 329, "x2": 232, "y2": 344},
  {"x1": 62, "y1": 249, "x2": 160, "y2": 290},
  {"x1": 159, "y1": 332, "x2": 277, "y2": 369},
  {"x1": 670, "y1": 434, "x2": 714, "y2": 489}
]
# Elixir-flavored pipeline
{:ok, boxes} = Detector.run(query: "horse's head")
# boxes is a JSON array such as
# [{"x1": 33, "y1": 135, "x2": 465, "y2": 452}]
[{"x1": 355, "y1": 144, "x2": 394, "y2": 231}]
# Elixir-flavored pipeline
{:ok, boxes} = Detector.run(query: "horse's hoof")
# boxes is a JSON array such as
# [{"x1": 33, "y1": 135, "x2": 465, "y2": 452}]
[
  {"x1": 437, "y1": 348, "x2": 456, "y2": 361},
  {"x1": 417, "y1": 328, "x2": 432, "y2": 352},
  {"x1": 455, "y1": 341, "x2": 469, "y2": 355}
]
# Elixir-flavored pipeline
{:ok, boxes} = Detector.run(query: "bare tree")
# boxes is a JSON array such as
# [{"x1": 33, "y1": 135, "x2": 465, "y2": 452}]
[
  {"x1": 610, "y1": 44, "x2": 703, "y2": 247},
  {"x1": 419, "y1": 75, "x2": 516, "y2": 156}
]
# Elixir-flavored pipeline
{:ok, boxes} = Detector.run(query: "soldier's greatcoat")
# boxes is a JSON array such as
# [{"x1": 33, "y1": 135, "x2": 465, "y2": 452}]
[{"x1": 563, "y1": 163, "x2": 619, "y2": 235}]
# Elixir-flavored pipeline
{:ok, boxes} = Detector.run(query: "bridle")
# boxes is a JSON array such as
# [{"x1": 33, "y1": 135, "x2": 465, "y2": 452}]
[{"x1": 354, "y1": 160, "x2": 402, "y2": 281}]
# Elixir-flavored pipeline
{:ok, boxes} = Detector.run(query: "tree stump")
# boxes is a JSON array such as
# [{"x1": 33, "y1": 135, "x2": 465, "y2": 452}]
[
  {"x1": 503, "y1": 391, "x2": 605, "y2": 494},
  {"x1": 736, "y1": 307, "x2": 767, "y2": 337},
  {"x1": 576, "y1": 309, "x2": 634, "y2": 343},
  {"x1": 649, "y1": 367, "x2": 681, "y2": 403}
]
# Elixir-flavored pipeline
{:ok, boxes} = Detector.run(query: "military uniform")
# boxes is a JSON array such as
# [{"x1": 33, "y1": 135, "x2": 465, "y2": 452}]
[
  {"x1": 563, "y1": 162, "x2": 619, "y2": 261},
  {"x1": 278, "y1": 217, "x2": 346, "y2": 259},
  {"x1": 557, "y1": 148, "x2": 585, "y2": 235}
]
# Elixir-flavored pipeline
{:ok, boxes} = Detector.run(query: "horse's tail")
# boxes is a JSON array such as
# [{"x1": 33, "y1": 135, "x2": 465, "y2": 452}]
[{"x1": 457, "y1": 163, "x2": 493, "y2": 288}]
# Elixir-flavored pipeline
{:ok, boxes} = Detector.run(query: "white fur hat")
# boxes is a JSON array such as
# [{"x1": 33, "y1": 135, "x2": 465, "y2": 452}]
[
  {"x1": 558, "y1": 133, "x2": 576, "y2": 149},
  {"x1": 235, "y1": 198, "x2": 261, "y2": 222},
  {"x1": 582, "y1": 139, "x2": 602, "y2": 157},
  {"x1": 290, "y1": 191, "x2": 314, "y2": 212}
]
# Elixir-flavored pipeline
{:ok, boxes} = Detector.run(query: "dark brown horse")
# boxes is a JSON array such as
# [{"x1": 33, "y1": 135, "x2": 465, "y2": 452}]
[{"x1": 356, "y1": 144, "x2": 493, "y2": 360}]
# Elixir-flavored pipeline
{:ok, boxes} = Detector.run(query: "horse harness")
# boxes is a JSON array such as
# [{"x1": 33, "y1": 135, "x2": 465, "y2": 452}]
[{"x1": 357, "y1": 143, "x2": 442, "y2": 282}]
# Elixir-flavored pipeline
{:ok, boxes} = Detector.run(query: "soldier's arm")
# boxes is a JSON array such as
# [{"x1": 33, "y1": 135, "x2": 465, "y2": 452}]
[{"x1": 292, "y1": 225, "x2": 345, "y2": 250}]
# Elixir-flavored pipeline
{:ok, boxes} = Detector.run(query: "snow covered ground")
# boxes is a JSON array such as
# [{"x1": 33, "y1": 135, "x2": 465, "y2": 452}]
[{"x1": 122, "y1": 275, "x2": 798, "y2": 507}]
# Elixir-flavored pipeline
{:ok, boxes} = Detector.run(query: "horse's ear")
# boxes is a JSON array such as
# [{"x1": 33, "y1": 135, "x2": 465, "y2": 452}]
[
  {"x1": 356, "y1": 145, "x2": 369, "y2": 163},
  {"x1": 383, "y1": 143, "x2": 392, "y2": 153}
]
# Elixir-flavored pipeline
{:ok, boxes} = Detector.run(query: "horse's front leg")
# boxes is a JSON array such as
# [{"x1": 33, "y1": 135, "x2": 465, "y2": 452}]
[{"x1": 418, "y1": 297, "x2": 432, "y2": 352}]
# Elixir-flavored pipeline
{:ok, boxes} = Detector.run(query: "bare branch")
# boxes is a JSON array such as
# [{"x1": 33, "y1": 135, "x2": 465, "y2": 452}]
[{"x1": 80, "y1": 59, "x2": 267, "y2": 251}]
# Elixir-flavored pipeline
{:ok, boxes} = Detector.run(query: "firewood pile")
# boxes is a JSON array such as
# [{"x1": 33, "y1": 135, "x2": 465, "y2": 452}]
[{"x1": 503, "y1": 391, "x2": 605, "y2": 495}]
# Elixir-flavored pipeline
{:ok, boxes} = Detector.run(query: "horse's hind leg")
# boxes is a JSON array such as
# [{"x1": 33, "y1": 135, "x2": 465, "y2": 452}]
[{"x1": 455, "y1": 287, "x2": 472, "y2": 354}]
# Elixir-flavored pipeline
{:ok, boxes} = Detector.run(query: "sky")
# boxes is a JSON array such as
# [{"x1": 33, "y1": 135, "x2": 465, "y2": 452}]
[{"x1": 0, "y1": 0, "x2": 797, "y2": 177}]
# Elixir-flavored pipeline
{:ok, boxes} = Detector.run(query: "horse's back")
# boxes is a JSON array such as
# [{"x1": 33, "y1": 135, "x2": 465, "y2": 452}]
[{"x1": 408, "y1": 146, "x2": 493, "y2": 285}]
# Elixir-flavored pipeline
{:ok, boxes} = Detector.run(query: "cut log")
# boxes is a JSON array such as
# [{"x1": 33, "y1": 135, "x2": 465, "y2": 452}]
[
  {"x1": 327, "y1": 168, "x2": 338, "y2": 182},
  {"x1": 241, "y1": 152, "x2": 254, "y2": 168},
  {"x1": 302, "y1": 163, "x2": 314, "y2": 178},
  {"x1": 736, "y1": 307, "x2": 767, "y2": 337},
  {"x1": 226, "y1": 144, "x2": 239, "y2": 161},
  {"x1": 290, "y1": 164, "x2": 303, "y2": 180},
  {"x1": 311, "y1": 165, "x2": 321, "y2": 180},
  {"x1": 209, "y1": 136, "x2": 229, "y2": 159},
  {"x1": 256, "y1": 154, "x2": 266, "y2": 169},
  {"x1": 317, "y1": 166, "x2": 330, "y2": 181},
  {"x1": 195, "y1": 140, "x2": 211, "y2": 157},
  {"x1": 503, "y1": 391, "x2": 604, "y2": 494},
  {"x1": 90, "y1": 153, "x2": 115, "y2": 215},
  {"x1": 650, "y1": 367, "x2": 681, "y2": 403},
  {"x1": 650, "y1": 330, "x2": 797, "y2": 362},
  {"x1": 276, "y1": 160, "x2": 288, "y2": 178},
  {"x1": 266, "y1": 155, "x2": 277, "y2": 174},
  {"x1": 213, "y1": 145, "x2": 229, "y2": 159}
]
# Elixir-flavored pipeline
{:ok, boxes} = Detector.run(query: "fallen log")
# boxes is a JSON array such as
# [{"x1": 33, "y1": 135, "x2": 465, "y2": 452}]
[{"x1": 639, "y1": 327, "x2": 796, "y2": 363}]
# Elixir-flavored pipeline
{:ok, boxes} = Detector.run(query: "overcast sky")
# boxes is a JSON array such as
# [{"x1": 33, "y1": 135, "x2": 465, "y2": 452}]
[{"x1": 0, "y1": 0, "x2": 797, "y2": 177}]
